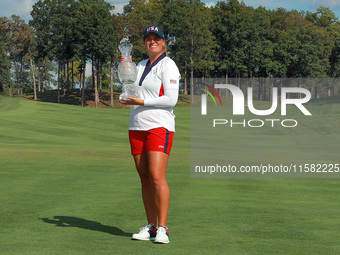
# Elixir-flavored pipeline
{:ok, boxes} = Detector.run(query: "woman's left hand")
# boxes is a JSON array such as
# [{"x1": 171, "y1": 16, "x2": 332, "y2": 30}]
[{"x1": 119, "y1": 97, "x2": 144, "y2": 105}]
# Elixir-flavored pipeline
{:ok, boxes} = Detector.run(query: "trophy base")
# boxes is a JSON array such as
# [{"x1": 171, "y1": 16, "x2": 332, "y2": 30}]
[
  {"x1": 119, "y1": 85, "x2": 139, "y2": 100},
  {"x1": 119, "y1": 92, "x2": 130, "y2": 100},
  {"x1": 119, "y1": 93, "x2": 140, "y2": 100}
]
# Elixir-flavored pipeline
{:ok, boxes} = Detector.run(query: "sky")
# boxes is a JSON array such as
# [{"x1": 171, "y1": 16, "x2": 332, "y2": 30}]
[{"x1": 1, "y1": 0, "x2": 340, "y2": 23}]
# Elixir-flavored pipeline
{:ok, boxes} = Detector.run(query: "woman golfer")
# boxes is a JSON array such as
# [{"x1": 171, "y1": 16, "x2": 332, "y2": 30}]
[{"x1": 120, "y1": 25, "x2": 180, "y2": 244}]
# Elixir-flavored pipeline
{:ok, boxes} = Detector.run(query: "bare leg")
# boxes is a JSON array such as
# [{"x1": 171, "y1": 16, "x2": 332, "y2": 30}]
[
  {"x1": 147, "y1": 151, "x2": 170, "y2": 227},
  {"x1": 133, "y1": 154, "x2": 157, "y2": 225}
]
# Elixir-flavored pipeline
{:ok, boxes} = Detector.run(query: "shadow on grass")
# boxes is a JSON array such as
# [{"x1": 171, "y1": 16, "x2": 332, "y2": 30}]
[{"x1": 39, "y1": 216, "x2": 132, "y2": 237}]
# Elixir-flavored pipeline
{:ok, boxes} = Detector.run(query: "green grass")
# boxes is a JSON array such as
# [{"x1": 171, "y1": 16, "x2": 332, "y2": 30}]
[
  {"x1": 0, "y1": 95, "x2": 340, "y2": 254},
  {"x1": 191, "y1": 95, "x2": 340, "y2": 178}
]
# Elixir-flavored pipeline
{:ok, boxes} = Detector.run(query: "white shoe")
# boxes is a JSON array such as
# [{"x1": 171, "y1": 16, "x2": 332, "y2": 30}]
[
  {"x1": 154, "y1": 226, "x2": 170, "y2": 244},
  {"x1": 131, "y1": 223, "x2": 157, "y2": 241}
]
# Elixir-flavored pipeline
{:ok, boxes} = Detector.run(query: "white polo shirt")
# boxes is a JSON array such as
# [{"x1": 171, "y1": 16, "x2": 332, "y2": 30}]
[{"x1": 128, "y1": 53, "x2": 180, "y2": 132}]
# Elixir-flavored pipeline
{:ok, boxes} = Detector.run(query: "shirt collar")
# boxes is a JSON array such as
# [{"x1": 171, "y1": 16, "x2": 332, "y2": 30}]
[{"x1": 146, "y1": 52, "x2": 167, "y2": 68}]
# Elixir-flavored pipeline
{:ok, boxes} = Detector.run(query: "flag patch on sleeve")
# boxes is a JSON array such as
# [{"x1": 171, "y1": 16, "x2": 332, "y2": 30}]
[{"x1": 170, "y1": 80, "x2": 177, "y2": 84}]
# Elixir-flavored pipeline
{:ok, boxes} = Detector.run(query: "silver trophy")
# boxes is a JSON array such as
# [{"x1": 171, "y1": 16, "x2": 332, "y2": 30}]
[{"x1": 118, "y1": 39, "x2": 139, "y2": 100}]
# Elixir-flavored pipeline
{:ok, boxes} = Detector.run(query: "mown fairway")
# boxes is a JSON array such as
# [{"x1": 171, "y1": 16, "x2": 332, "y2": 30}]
[{"x1": 0, "y1": 95, "x2": 339, "y2": 254}]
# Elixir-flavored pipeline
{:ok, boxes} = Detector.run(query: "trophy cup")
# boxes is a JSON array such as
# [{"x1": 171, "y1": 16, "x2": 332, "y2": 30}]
[{"x1": 118, "y1": 39, "x2": 139, "y2": 100}]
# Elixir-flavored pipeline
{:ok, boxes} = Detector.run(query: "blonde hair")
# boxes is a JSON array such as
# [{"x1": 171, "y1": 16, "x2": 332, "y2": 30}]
[{"x1": 163, "y1": 43, "x2": 168, "y2": 55}]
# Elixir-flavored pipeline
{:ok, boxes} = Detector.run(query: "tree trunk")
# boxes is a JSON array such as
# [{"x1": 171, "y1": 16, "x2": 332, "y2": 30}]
[
  {"x1": 82, "y1": 58, "x2": 86, "y2": 107},
  {"x1": 190, "y1": 65, "x2": 194, "y2": 104},
  {"x1": 184, "y1": 64, "x2": 188, "y2": 95},
  {"x1": 20, "y1": 58, "x2": 23, "y2": 94},
  {"x1": 58, "y1": 62, "x2": 61, "y2": 103},
  {"x1": 79, "y1": 64, "x2": 82, "y2": 95},
  {"x1": 270, "y1": 80, "x2": 273, "y2": 102},
  {"x1": 20, "y1": 59, "x2": 24, "y2": 97},
  {"x1": 92, "y1": 58, "x2": 95, "y2": 91},
  {"x1": 263, "y1": 78, "x2": 267, "y2": 101},
  {"x1": 110, "y1": 59, "x2": 114, "y2": 108},
  {"x1": 99, "y1": 63, "x2": 102, "y2": 98},
  {"x1": 71, "y1": 60, "x2": 74, "y2": 89},
  {"x1": 64, "y1": 62, "x2": 67, "y2": 96},
  {"x1": 190, "y1": 37, "x2": 194, "y2": 104},
  {"x1": 67, "y1": 60, "x2": 70, "y2": 91},
  {"x1": 42, "y1": 57, "x2": 46, "y2": 92},
  {"x1": 314, "y1": 86, "x2": 318, "y2": 99},
  {"x1": 93, "y1": 57, "x2": 99, "y2": 108},
  {"x1": 225, "y1": 72, "x2": 229, "y2": 98},
  {"x1": 258, "y1": 79, "x2": 262, "y2": 100},
  {"x1": 30, "y1": 57, "x2": 37, "y2": 100},
  {"x1": 38, "y1": 64, "x2": 41, "y2": 92}
]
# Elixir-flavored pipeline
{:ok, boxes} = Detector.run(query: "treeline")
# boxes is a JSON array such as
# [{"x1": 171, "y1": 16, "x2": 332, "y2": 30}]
[
  {"x1": 1, "y1": 0, "x2": 118, "y2": 107},
  {"x1": 1, "y1": 0, "x2": 340, "y2": 106}
]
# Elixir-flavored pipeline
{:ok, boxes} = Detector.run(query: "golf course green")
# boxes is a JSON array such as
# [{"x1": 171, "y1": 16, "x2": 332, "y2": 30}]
[{"x1": 0, "y1": 95, "x2": 339, "y2": 254}]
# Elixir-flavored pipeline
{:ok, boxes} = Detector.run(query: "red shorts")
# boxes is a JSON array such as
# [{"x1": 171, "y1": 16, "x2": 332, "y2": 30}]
[{"x1": 129, "y1": 127, "x2": 174, "y2": 155}]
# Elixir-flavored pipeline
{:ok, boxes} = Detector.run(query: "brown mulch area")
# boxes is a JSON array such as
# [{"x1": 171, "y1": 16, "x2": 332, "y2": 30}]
[
  {"x1": 25, "y1": 90, "x2": 130, "y2": 109},
  {"x1": 24, "y1": 89, "x2": 190, "y2": 108}
]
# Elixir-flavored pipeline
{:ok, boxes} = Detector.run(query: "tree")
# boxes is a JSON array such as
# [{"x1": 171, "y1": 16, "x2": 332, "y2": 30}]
[
  {"x1": 122, "y1": 1, "x2": 153, "y2": 63},
  {"x1": 271, "y1": 8, "x2": 300, "y2": 78},
  {"x1": 123, "y1": 0, "x2": 162, "y2": 26},
  {"x1": 7, "y1": 15, "x2": 27, "y2": 95},
  {"x1": 3, "y1": 15, "x2": 38, "y2": 96},
  {"x1": 246, "y1": 6, "x2": 276, "y2": 79},
  {"x1": 168, "y1": 0, "x2": 217, "y2": 95},
  {"x1": 0, "y1": 17, "x2": 11, "y2": 92},
  {"x1": 50, "y1": 0, "x2": 80, "y2": 102},
  {"x1": 30, "y1": 0, "x2": 55, "y2": 93},
  {"x1": 75, "y1": 0, "x2": 117, "y2": 108},
  {"x1": 212, "y1": 0, "x2": 251, "y2": 79},
  {"x1": 287, "y1": 13, "x2": 332, "y2": 78},
  {"x1": 22, "y1": 23, "x2": 38, "y2": 100}
]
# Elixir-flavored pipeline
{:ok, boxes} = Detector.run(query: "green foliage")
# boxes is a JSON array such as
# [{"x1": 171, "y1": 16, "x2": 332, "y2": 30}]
[
  {"x1": 210, "y1": 1, "x2": 338, "y2": 79},
  {"x1": 0, "y1": 18, "x2": 11, "y2": 91},
  {"x1": 2, "y1": 0, "x2": 340, "y2": 98},
  {"x1": 30, "y1": 0, "x2": 54, "y2": 61},
  {"x1": 170, "y1": 0, "x2": 217, "y2": 76},
  {"x1": 75, "y1": 0, "x2": 116, "y2": 62},
  {"x1": 0, "y1": 15, "x2": 37, "y2": 95},
  {"x1": 212, "y1": 0, "x2": 250, "y2": 77}
]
